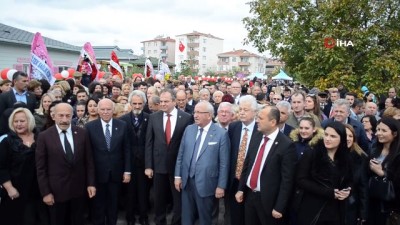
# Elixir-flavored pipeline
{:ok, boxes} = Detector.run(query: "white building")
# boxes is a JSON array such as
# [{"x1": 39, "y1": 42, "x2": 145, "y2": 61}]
[
  {"x1": 217, "y1": 49, "x2": 266, "y2": 75},
  {"x1": 0, "y1": 23, "x2": 80, "y2": 73},
  {"x1": 141, "y1": 36, "x2": 176, "y2": 64},
  {"x1": 175, "y1": 31, "x2": 223, "y2": 75}
]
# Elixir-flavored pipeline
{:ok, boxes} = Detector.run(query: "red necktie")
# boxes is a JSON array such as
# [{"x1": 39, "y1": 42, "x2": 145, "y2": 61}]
[
  {"x1": 165, "y1": 114, "x2": 171, "y2": 145},
  {"x1": 249, "y1": 136, "x2": 269, "y2": 190}
]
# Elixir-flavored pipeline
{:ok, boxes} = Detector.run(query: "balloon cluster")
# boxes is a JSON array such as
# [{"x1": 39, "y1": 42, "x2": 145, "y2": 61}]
[
  {"x1": 0, "y1": 68, "x2": 18, "y2": 81},
  {"x1": 54, "y1": 68, "x2": 75, "y2": 80}
]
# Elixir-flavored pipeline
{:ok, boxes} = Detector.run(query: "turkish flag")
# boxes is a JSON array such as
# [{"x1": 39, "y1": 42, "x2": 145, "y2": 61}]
[
  {"x1": 110, "y1": 51, "x2": 123, "y2": 79},
  {"x1": 179, "y1": 41, "x2": 185, "y2": 52}
]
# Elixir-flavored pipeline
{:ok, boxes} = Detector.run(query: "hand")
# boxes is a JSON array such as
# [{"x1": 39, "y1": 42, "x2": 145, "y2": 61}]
[
  {"x1": 145, "y1": 169, "x2": 153, "y2": 179},
  {"x1": 87, "y1": 186, "x2": 96, "y2": 198},
  {"x1": 272, "y1": 209, "x2": 282, "y2": 219},
  {"x1": 43, "y1": 193, "x2": 55, "y2": 206},
  {"x1": 6, "y1": 186, "x2": 19, "y2": 200},
  {"x1": 174, "y1": 178, "x2": 182, "y2": 192},
  {"x1": 235, "y1": 191, "x2": 244, "y2": 203},
  {"x1": 215, "y1": 187, "x2": 225, "y2": 199},
  {"x1": 369, "y1": 160, "x2": 384, "y2": 176},
  {"x1": 334, "y1": 188, "x2": 351, "y2": 200},
  {"x1": 123, "y1": 173, "x2": 131, "y2": 183}
]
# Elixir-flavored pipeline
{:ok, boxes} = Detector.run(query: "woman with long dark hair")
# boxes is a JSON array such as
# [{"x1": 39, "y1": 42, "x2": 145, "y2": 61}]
[
  {"x1": 368, "y1": 117, "x2": 400, "y2": 225},
  {"x1": 296, "y1": 121, "x2": 353, "y2": 225}
]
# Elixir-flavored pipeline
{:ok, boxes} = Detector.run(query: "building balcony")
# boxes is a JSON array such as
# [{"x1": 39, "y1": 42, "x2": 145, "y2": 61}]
[
  {"x1": 238, "y1": 62, "x2": 250, "y2": 66},
  {"x1": 160, "y1": 45, "x2": 168, "y2": 50},
  {"x1": 217, "y1": 61, "x2": 229, "y2": 66},
  {"x1": 141, "y1": 47, "x2": 144, "y2": 51},
  {"x1": 187, "y1": 50, "x2": 199, "y2": 56},
  {"x1": 187, "y1": 43, "x2": 199, "y2": 48}
]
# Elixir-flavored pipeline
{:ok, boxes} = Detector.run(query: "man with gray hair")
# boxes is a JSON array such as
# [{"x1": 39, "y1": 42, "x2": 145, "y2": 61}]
[
  {"x1": 217, "y1": 102, "x2": 235, "y2": 130},
  {"x1": 322, "y1": 99, "x2": 370, "y2": 153},
  {"x1": 148, "y1": 96, "x2": 160, "y2": 113},
  {"x1": 276, "y1": 101, "x2": 294, "y2": 136},
  {"x1": 199, "y1": 88, "x2": 211, "y2": 102},
  {"x1": 226, "y1": 95, "x2": 259, "y2": 225},
  {"x1": 119, "y1": 90, "x2": 151, "y2": 225}
]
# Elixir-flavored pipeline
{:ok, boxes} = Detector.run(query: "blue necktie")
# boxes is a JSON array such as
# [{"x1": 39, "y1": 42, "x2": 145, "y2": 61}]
[
  {"x1": 105, "y1": 124, "x2": 111, "y2": 150},
  {"x1": 190, "y1": 128, "x2": 204, "y2": 178}
]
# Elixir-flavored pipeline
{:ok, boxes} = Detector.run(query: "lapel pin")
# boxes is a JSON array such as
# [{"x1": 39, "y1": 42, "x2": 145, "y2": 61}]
[
  {"x1": 275, "y1": 142, "x2": 278, "y2": 145},
  {"x1": 115, "y1": 127, "x2": 118, "y2": 131},
  {"x1": 144, "y1": 118, "x2": 147, "y2": 121},
  {"x1": 74, "y1": 131, "x2": 77, "y2": 134}
]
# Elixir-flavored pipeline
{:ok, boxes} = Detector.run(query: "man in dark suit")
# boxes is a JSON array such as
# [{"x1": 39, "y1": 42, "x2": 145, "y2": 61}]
[
  {"x1": 235, "y1": 106, "x2": 297, "y2": 225},
  {"x1": 36, "y1": 103, "x2": 96, "y2": 225},
  {"x1": 145, "y1": 89, "x2": 192, "y2": 225},
  {"x1": 0, "y1": 71, "x2": 37, "y2": 135},
  {"x1": 119, "y1": 90, "x2": 150, "y2": 225},
  {"x1": 176, "y1": 90, "x2": 194, "y2": 115},
  {"x1": 175, "y1": 101, "x2": 230, "y2": 225},
  {"x1": 276, "y1": 101, "x2": 295, "y2": 137},
  {"x1": 85, "y1": 98, "x2": 131, "y2": 225},
  {"x1": 226, "y1": 95, "x2": 259, "y2": 225}
]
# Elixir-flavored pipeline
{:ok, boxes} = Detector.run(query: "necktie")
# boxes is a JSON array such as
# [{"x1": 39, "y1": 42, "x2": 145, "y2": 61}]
[
  {"x1": 134, "y1": 117, "x2": 139, "y2": 128},
  {"x1": 235, "y1": 128, "x2": 248, "y2": 179},
  {"x1": 189, "y1": 128, "x2": 204, "y2": 177},
  {"x1": 165, "y1": 114, "x2": 171, "y2": 145},
  {"x1": 105, "y1": 124, "x2": 111, "y2": 150},
  {"x1": 249, "y1": 136, "x2": 269, "y2": 190},
  {"x1": 62, "y1": 130, "x2": 74, "y2": 162}
]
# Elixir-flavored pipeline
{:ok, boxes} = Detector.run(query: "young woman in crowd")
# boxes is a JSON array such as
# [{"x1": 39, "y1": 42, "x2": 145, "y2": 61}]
[
  {"x1": 290, "y1": 117, "x2": 324, "y2": 160},
  {"x1": 368, "y1": 117, "x2": 400, "y2": 225},
  {"x1": 296, "y1": 121, "x2": 353, "y2": 225},
  {"x1": 76, "y1": 97, "x2": 99, "y2": 128},
  {"x1": 361, "y1": 115, "x2": 377, "y2": 151},
  {"x1": 344, "y1": 124, "x2": 369, "y2": 225},
  {"x1": 0, "y1": 108, "x2": 48, "y2": 225},
  {"x1": 34, "y1": 93, "x2": 55, "y2": 131},
  {"x1": 305, "y1": 94, "x2": 328, "y2": 123},
  {"x1": 41, "y1": 100, "x2": 62, "y2": 131},
  {"x1": 88, "y1": 81, "x2": 103, "y2": 97}
]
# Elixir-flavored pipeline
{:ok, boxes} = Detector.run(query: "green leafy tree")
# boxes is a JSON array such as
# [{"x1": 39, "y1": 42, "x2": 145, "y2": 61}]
[{"x1": 243, "y1": 0, "x2": 400, "y2": 95}]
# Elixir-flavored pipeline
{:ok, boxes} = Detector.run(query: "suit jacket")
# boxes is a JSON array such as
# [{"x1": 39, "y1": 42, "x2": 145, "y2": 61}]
[
  {"x1": 119, "y1": 111, "x2": 149, "y2": 168},
  {"x1": 282, "y1": 123, "x2": 294, "y2": 137},
  {"x1": 227, "y1": 121, "x2": 258, "y2": 191},
  {"x1": 145, "y1": 110, "x2": 192, "y2": 174},
  {"x1": 0, "y1": 89, "x2": 37, "y2": 116},
  {"x1": 177, "y1": 104, "x2": 194, "y2": 115},
  {"x1": 85, "y1": 118, "x2": 131, "y2": 183},
  {"x1": 238, "y1": 131, "x2": 297, "y2": 218},
  {"x1": 36, "y1": 125, "x2": 95, "y2": 202},
  {"x1": 175, "y1": 123, "x2": 230, "y2": 197}
]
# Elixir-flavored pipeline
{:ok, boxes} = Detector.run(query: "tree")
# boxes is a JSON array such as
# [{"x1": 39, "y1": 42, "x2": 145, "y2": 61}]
[{"x1": 243, "y1": 0, "x2": 400, "y2": 95}]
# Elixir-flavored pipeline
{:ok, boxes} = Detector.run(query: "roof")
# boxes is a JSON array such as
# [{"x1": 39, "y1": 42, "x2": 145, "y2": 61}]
[
  {"x1": 217, "y1": 49, "x2": 261, "y2": 57},
  {"x1": 93, "y1": 46, "x2": 138, "y2": 60},
  {"x1": 131, "y1": 56, "x2": 175, "y2": 67},
  {"x1": 0, "y1": 23, "x2": 80, "y2": 52},
  {"x1": 176, "y1": 31, "x2": 223, "y2": 40},
  {"x1": 141, "y1": 36, "x2": 176, "y2": 43}
]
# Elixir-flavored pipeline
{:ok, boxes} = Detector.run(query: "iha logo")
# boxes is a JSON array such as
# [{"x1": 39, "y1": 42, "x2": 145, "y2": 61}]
[{"x1": 324, "y1": 37, "x2": 354, "y2": 49}]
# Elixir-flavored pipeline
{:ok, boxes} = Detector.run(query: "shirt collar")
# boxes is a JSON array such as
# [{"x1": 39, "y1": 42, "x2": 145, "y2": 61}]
[
  {"x1": 164, "y1": 108, "x2": 178, "y2": 117},
  {"x1": 101, "y1": 119, "x2": 113, "y2": 128},
  {"x1": 242, "y1": 119, "x2": 256, "y2": 132},
  {"x1": 200, "y1": 121, "x2": 213, "y2": 133},
  {"x1": 56, "y1": 125, "x2": 72, "y2": 134},
  {"x1": 12, "y1": 88, "x2": 27, "y2": 95},
  {"x1": 266, "y1": 127, "x2": 280, "y2": 141}
]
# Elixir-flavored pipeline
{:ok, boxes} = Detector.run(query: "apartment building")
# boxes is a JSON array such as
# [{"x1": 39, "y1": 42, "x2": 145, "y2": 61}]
[
  {"x1": 175, "y1": 31, "x2": 223, "y2": 75},
  {"x1": 141, "y1": 36, "x2": 176, "y2": 63},
  {"x1": 217, "y1": 49, "x2": 266, "y2": 75},
  {"x1": 265, "y1": 58, "x2": 285, "y2": 75}
]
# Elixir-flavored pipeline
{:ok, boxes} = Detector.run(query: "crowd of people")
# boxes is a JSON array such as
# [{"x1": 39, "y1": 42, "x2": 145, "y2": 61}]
[{"x1": 0, "y1": 70, "x2": 400, "y2": 225}]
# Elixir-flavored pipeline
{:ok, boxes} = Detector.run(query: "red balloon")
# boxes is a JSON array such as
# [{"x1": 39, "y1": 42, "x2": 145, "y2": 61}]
[
  {"x1": 54, "y1": 73, "x2": 63, "y2": 80},
  {"x1": 67, "y1": 68, "x2": 75, "y2": 78},
  {"x1": 1, "y1": 68, "x2": 10, "y2": 80},
  {"x1": 98, "y1": 71, "x2": 105, "y2": 79}
]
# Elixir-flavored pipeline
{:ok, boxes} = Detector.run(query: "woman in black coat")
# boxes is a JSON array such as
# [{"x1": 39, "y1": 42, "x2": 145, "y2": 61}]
[
  {"x1": 344, "y1": 124, "x2": 369, "y2": 224},
  {"x1": 296, "y1": 121, "x2": 353, "y2": 225},
  {"x1": 0, "y1": 108, "x2": 48, "y2": 225},
  {"x1": 368, "y1": 117, "x2": 400, "y2": 225},
  {"x1": 290, "y1": 117, "x2": 324, "y2": 160}
]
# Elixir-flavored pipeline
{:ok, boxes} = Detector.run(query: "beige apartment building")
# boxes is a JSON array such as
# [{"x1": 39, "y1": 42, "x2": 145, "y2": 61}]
[
  {"x1": 175, "y1": 31, "x2": 223, "y2": 75},
  {"x1": 217, "y1": 49, "x2": 266, "y2": 75},
  {"x1": 141, "y1": 36, "x2": 176, "y2": 63}
]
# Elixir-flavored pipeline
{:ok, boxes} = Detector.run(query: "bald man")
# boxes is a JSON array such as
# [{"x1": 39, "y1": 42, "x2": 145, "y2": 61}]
[
  {"x1": 36, "y1": 103, "x2": 96, "y2": 225},
  {"x1": 85, "y1": 99, "x2": 131, "y2": 225}
]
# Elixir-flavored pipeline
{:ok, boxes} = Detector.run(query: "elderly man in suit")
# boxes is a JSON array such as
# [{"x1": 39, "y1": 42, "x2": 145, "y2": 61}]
[
  {"x1": 85, "y1": 98, "x2": 131, "y2": 225},
  {"x1": 276, "y1": 101, "x2": 294, "y2": 137},
  {"x1": 175, "y1": 101, "x2": 230, "y2": 225},
  {"x1": 145, "y1": 89, "x2": 192, "y2": 225},
  {"x1": 120, "y1": 90, "x2": 151, "y2": 225},
  {"x1": 36, "y1": 103, "x2": 96, "y2": 225},
  {"x1": 235, "y1": 105, "x2": 297, "y2": 225},
  {"x1": 226, "y1": 95, "x2": 259, "y2": 225}
]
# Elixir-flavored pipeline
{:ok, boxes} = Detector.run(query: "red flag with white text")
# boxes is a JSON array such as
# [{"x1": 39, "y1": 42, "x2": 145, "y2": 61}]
[{"x1": 110, "y1": 51, "x2": 123, "y2": 79}]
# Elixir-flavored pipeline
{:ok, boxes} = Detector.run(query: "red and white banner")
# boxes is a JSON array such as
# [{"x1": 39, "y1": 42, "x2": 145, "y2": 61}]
[
  {"x1": 110, "y1": 51, "x2": 123, "y2": 79},
  {"x1": 30, "y1": 32, "x2": 55, "y2": 85},
  {"x1": 77, "y1": 42, "x2": 99, "y2": 81}
]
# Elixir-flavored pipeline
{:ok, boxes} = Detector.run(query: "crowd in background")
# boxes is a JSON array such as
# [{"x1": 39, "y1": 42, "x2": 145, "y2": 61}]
[{"x1": 0, "y1": 70, "x2": 399, "y2": 225}]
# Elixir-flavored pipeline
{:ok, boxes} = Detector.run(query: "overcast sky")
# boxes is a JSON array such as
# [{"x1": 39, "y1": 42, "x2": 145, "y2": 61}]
[{"x1": 1, "y1": 0, "x2": 265, "y2": 56}]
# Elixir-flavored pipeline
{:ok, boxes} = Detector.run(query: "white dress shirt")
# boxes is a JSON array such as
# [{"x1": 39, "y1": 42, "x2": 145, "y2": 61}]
[
  {"x1": 240, "y1": 120, "x2": 256, "y2": 158},
  {"x1": 163, "y1": 108, "x2": 178, "y2": 139},
  {"x1": 56, "y1": 125, "x2": 74, "y2": 153},
  {"x1": 101, "y1": 119, "x2": 113, "y2": 137},
  {"x1": 195, "y1": 122, "x2": 212, "y2": 161}
]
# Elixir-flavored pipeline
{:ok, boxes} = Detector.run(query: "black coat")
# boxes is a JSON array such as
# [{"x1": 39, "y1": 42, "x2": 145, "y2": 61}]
[{"x1": 296, "y1": 142, "x2": 353, "y2": 225}]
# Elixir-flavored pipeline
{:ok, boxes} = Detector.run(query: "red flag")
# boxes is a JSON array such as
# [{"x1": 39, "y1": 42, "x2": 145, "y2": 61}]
[
  {"x1": 179, "y1": 41, "x2": 185, "y2": 52},
  {"x1": 110, "y1": 51, "x2": 123, "y2": 79}
]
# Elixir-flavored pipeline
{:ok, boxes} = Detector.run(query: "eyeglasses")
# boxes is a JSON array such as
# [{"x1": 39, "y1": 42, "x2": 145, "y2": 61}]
[
  {"x1": 218, "y1": 110, "x2": 231, "y2": 114},
  {"x1": 194, "y1": 111, "x2": 210, "y2": 114}
]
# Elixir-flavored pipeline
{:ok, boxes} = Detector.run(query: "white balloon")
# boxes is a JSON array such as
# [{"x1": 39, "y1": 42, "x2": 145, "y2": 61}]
[
  {"x1": 7, "y1": 69, "x2": 17, "y2": 81},
  {"x1": 61, "y1": 70, "x2": 69, "y2": 78}
]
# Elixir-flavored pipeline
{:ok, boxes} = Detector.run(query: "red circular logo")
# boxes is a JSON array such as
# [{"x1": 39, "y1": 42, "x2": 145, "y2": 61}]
[{"x1": 324, "y1": 37, "x2": 335, "y2": 49}]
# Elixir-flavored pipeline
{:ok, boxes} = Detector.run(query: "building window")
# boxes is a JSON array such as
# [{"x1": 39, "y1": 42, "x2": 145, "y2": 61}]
[
  {"x1": 154, "y1": 42, "x2": 157, "y2": 46},
  {"x1": 202, "y1": 64, "x2": 206, "y2": 69},
  {"x1": 148, "y1": 50, "x2": 151, "y2": 54},
  {"x1": 58, "y1": 66, "x2": 69, "y2": 72},
  {"x1": 203, "y1": 47, "x2": 206, "y2": 52},
  {"x1": 202, "y1": 56, "x2": 206, "y2": 60},
  {"x1": 147, "y1": 42, "x2": 150, "y2": 46},
  {"x1": 154, "y1": 50, "x2": 157, "y2": 54},
  {"x1": 232, "y1": 57, "x2": 236, "y2": 62},
  {"x1": 203, "y1": 39, "x2": 207, "y2": 43}
]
